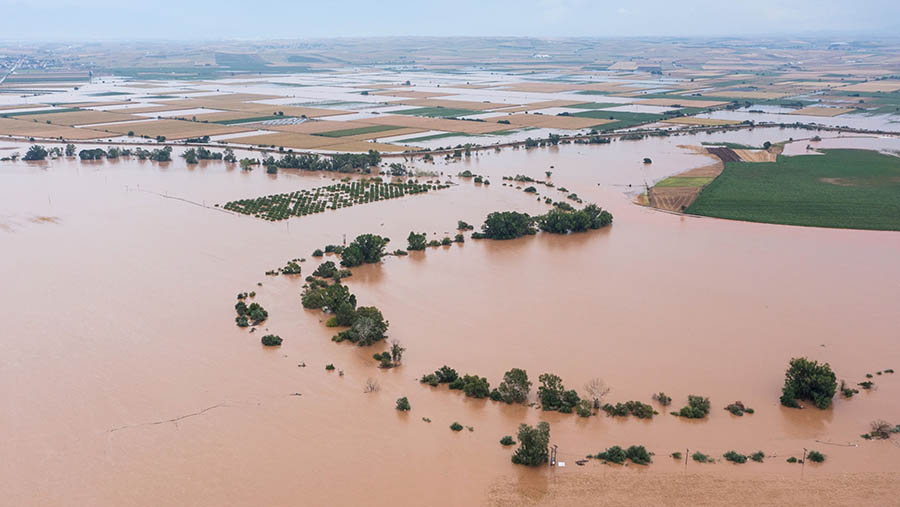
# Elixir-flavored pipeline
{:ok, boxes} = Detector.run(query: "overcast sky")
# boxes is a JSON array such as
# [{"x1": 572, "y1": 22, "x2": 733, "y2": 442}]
[{"x1": 2, "y1": 0, "x2": 899, "y2": 40}]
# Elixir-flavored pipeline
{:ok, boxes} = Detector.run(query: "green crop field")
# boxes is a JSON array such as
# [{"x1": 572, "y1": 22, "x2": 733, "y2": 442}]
[
  {"x1": 686, "y1": 149, "x2": 900, "y2": 231},
  {"x1": 573, "y1": 110, "x2": 664, "y2": 131},
  {"x1": 654, "y1": 176, "x2": 715, "y2": 188},
  {"x1": 315, "y1": 125, "x2": 404, "y2": 137},
  {"x1": 395, "y1": 107, "x2": 479, "y2": 118}
]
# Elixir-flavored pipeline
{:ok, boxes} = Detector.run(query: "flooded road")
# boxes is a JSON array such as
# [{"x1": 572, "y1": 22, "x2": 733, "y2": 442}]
[{"x1": 2, "y1": 127, "x2": 899, "y2": 505}]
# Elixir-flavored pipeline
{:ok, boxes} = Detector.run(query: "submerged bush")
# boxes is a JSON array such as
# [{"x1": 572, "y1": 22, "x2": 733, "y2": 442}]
[
  {"x1": 692, "y1": 452, "x2": 711, "y2": 463},
  {"x1": 652, "y1": 392, "x2": 672, "y2": 406},
  {"x1": 602, "y1": 401, "x2": 656, "y2": 419},
  {"x1": 511, "y1": 422, "x2": 550, "y2": 466},
  {"x1": 780, "y1": 357, "x2": 837, "y2": 409},
  {"x1": 807, "y1": 450, "x2": 825, "y2": 463},
  {"x1": 261, "y1": 334, "x2": 282, "y2": 346},
  {"x1": 450, "y1": 422, "x2": 464, "y2": 432},
  {"x1": 472, "y1": 211, "x2": 536, "y2": 240},
  {"x1": 725, "y1": 401, "x2": 754, "y2": 416},
  {"x1": 676, "y1": 395, "x2": 710, "y2": 419},
  {"x1": 396, "y1": 397, "x2": 411, "y2": 411},
  {"x1": 723, "y1": 451, "x2": 747, "y2": 464},
  {"x1": 592, "y1": 445, "x2": 626, "y2": 464},
  {"x1": 750, "y1": 451, "x2": 765, "y2": 463},
  {"x1": 500, "y1": 436, "x2": 516, "y2": 446}
]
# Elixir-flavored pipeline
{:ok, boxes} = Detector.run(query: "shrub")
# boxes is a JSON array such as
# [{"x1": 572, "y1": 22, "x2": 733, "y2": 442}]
[
  {"x1": 593, "y1": 445, "x2": 626, "y2": 464},
  {"x1": 538, "y1": 373, "x2": 579, "y2": 412},
  {"x1": 725, "y1": 401, "x2": 753, "y2": 416},
  {"x1": 500, "y1": 436, "x2": 516, "y2": 446},
  {"x1": 461, "y1": 374, "x2": 490, "y2": 399},
  {"x1": 457, "y1": 220, "x2": 474, "y2": 231},
  {"x1": 396, "y1": 397, "x2": 411, "y2": 411},
  {"x1": 676, "y1": 395, "x2": 710, "y2": 419},
  {"x1": 602, "y1": 401, "x2": 656, "y2": 419},
  {"x1": 575, "y1": 399, "x2": 593, "y2": 417},
  {"x1": 420, "y1": 373, "x2": 439, "y2": 386},
  {"x1": 340, "y1": 234, "x2": 387, "y2": 267},
  {"x1": 475, "y1": 211, "x2": 536, "y2": 240},
  {"x1": 625, "y1": 445, "x2": 652, "y2": 465},
  {"x1": 652, "y1": 392, "x2": 672, "y2": 406},
  {"x1": 840, "y1": 380, "x2": 859, "y2": 398},
  {"x1": 450, "y1": 422, "x2": 464, "y2": 432},
  {"x1": 325, "y1": 363, "x2": 335, "y2": 371},
  {"x1": 441, "y1": 236, "x2": 452, "y2": 246},
  {"x1": 313, "y1": 261, "x2": 338, "y2": 278},
  {"x1": 692, "y1": 452, "x2": 711, "y2": 463},
  {"x1": 261, "y1": 334, "x2": 282, "y2": 346},
  {"x1": 407, "y1": 231, "x2": 427, "y2": 251},
  {"x1": 807, "y1": 450, "x2": 825, "y2": 463},
  {"x1": 868, "y1": 420, "x2": 896, "y2": 440},
  {"x1": 780, "y1": 357, "x2": 837, "y2": 409},
  {"x1": 787, "y1": 457, "x2": 798, "y2": 463},
  {"x1": 858, "y1": 381, "x2": 874, "y2": 390},
  {"x1": 750, "y1": 451, "x2": 765, "y2": 463},
  {"x1": 235, "y1": 315, "x2": 249, "y2": 327},
  {"x1": 671, "y1": 452, "x2": 682, "y2": 460},
  {"x1": 454, "y1": 233, "x2": 464, "y2": 243},
  {"x1": 723, "y1": 451, "x2": 747, "y2": 464},
  {"x1": 511, "y1": 422, "x2": 550, "y2": 466},
  {"x1": 435, "y1": 365, "x2": 458, "y2": 383}
]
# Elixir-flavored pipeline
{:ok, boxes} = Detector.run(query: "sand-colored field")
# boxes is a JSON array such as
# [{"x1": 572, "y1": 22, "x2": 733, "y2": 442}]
[
  {"x1": 636, "y1": 98, "x2": 729, "y2": 108},
  {"x1": 499, "y1": 113, "x2": 612, "y2": 130},
  {"x1": 266, "y1": 120, "x2": 378, "y2": 134},
  {"x1": 838, "y1": 80, "x2": 900, "y2": 93},
  {"x1": 648, "y1": 153, "x2": 723, "y2": 212},
  {"x1": 114, "y1": 104, "x2": 208, "y2": 114},
  {"x1": 789, "y1": 106, "x2": 855, "y2": 117},
  {"x1": 733, "y1": 149, "x2": 778, "y2": 162},
  {"x1": 491, "y1": 100, "x2": 589, "y2": 113},
  {"x1": 21, "y1": 110, "x2": 142, "y2": 126},
  {"x1": 100, "y1": 119, "x2": 254, "y2": 140},
  {"x1": 498, "y1": 83, "x2": 582, "y2": 93},
  {"x1": 336, "y1": 127, "x2": 425, "y2": 141},
  {"x1": 706, "y1": 90, "x2": 790, "y2": 100},
  {"x1": 0, "y1": 104, "x2": 47, "y2": 111},
  {"x1": 0, "y1": 118, "x2": 109, "y2": 140},
  {"x1": 399, "y1": 98, "x2": 515, "y2": 111},
  {"x1": 370, "y1": 90, "x2": 452, "y2": 99},
  {"x1": 608, "y1": 61, "x2": 639, "y2": 71},
  {"x1": 155, "y1": 97, "x2": 351, "y2": 118},
  {"x1": 184, "y1": 111, "x2": 284, "y2": 123},
  {"x1": 226, "y1": 132, "x2": 346, "y2": 149},
  {"x1": 660, "y1": 117, "x2": 741, "y2": 126},
  {"x1": 320, "y1": 140, "x2": 407, "y2": 152},
  {"x1": 356, "y1": 114, "x2": 506, "y2": 134}
]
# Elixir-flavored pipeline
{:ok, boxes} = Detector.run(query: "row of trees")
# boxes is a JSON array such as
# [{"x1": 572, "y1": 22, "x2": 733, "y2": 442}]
[
  {"x1": 260, "y1": 150, "x2": 381, "y2": 173},
  {"x1": 471, "y1": 205, "x2": 614, "y2": 239}
]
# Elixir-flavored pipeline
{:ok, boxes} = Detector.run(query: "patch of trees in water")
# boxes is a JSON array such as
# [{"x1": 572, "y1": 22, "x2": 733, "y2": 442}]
[
  {"x1": 222, "y1": 179, "x2": 449, "y2": 221},
  {"x1": 470, "y1": 205, "x2": 612, "y2": 239}
]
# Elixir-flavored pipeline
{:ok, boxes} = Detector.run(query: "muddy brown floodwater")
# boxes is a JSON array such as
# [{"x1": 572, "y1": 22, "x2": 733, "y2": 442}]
[{"x1": 2, "y1": 127, "x2": 899, "y2": 506}]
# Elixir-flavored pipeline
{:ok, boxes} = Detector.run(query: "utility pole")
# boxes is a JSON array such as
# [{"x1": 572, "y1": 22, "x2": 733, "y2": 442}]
[
  {"x1": 550, "y1": 445, "x2": 558, "y2": 467},
  {"x1": 801, "y1": 448, "x2": 807, "y2": 480},
  {"x1": 684, "y1": 448, "x2": 689, "y2": 472}
]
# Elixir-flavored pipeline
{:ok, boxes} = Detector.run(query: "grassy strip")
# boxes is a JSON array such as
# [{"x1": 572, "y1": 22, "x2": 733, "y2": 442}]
[
  {"x1": 655, "y1": 176, "x2": 715, "y2": 188},
  {"x1": 314, "y1": 124, "x2": 405, "y2": 138},
  {"x1": 394, "y1": 107, "x2": 480, "y2": 118},
  {"x1": 0, "y1": 107, "x2": 81, "y2": 117},
  {"x1": 700, "y1": 142, "x2": 763, "y2": 150},
  {"x1": 686, "y1": 149, "x2": 900, "y2": 231},
  {"x1": 89, "y1": 91, "x2": 132, "y2": 96}
]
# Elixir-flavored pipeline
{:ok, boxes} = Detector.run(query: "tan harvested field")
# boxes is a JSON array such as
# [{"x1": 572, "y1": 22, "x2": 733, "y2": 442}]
[
  {"x1": 338, "y1": 127, "x2": 425, "y2": 141},
  {"x1": 399, "y1": 98, "x2": 516, "y2": 111},
  {"x1": 0, "y1": 104, "x2": 46, "y2": 111},
  {"x1": 778, "y1": 80, "x2": 853, "y2": 89},
  {"x1": 100, "y1": 119, "x2": 254, "y2": 140},
  {"x1": 649, "y1": 186, "x2": 703, "y2": 212},
  {"x1": 838, "y1": 80, "x2": 900, "y2": 93},
  {"x1": 114, "y1": 104, "x2": 211, "y2": 114},
  {"x1": 608, "y1": 61, "x2": 639, "y2": 70},
  {"x1": 491, "y1": 100, "x2": 590, "y2": 113},
  {"x1": 499, "y1": 113, "x2": 612, "y2": 129},
  {"x1": 636, "y1": 98, "x2": 729, "y2": 108},
  {"x1": 154, "y1": 98, "x2": 352, "y2": 118},
  {"x1": 734, "y1": 149, "x2": 778, "y2": 162},
  {"x1": 183, "y1": 111, "x2": 281, "y2": 123},
  {"x1": 0, "y1": 118, "x2": 109, "y2": 139},
  {"x1": 356, "y1": 114, "x2": 506, "y2": 134},
  {"x1": 370, "y1": 90, "x2": 452, "y2": 99},
  {"x1": 266, "y1": 120, "x2": 379, "y2": 134},
  {"x1": 660, "y1": 117, "x2": 741, "y2": 126},
  {"x1": 320, "y1": 140, "x2": 407, "y2": 152},
  {"x1": 225, "y1": 132, "x2": 357, "y2": 149},
  {"x1": 22, "y1": 110, "x2": 143, "y2": 126},
  {"x1": 57, "y1": 101, "x2": 133, "y2": 108},
  {"x1": 789, "y1": 106, "x2": 855, "y2": 117},
  {"x1": 497, "y1": 82, "x2": 581, "y2": 93},
  {"x1": 704, "y1": 90, "x2": 790, "y2": 100}
]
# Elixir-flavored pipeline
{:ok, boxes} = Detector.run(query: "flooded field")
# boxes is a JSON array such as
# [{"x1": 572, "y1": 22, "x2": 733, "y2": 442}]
[{"x1": 2, "y1": 125, "x2": 899, "y2": 505}]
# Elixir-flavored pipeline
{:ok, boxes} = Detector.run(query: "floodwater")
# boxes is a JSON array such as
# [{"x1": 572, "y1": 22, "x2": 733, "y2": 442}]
[{"x1": 2, "y1": 127, "x2": 899, "y2": 506}]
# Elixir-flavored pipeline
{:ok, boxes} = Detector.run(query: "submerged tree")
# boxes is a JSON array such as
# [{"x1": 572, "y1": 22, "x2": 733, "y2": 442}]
[
  {"x1": 584, "y1": 378, "x2": 611, "y2": 409},
  {"x1": 780, "y1": 357, "x2": 837, "y2": 409},
  {"x1": 511, "y1": 422, "x2": 550, "y2": 466},
  {"x1": 495, "y1": 368, "x2": 531, "y2": 404}
]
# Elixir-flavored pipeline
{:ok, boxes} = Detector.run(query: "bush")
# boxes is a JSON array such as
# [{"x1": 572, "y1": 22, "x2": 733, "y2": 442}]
[
  {"x1": 500, "y1": 436, "x2": 516, "y2": 446},
  {"x1": 420, "y1": 373, "x2": 439, "y2": 386},
  {"x1": 723, "y1": 451, "x2": 747, "y2": 464},
  {"x1": 312, "y1": 249, "x2": 324, "y2": 257},
  {"x1": 457, "y1": 220, "x2": 474, "y2": 231},
  {"x1": 396, "y1": 397, "x2": 410, "y2": 411},
  {"x1": 535, "y1": 204, "x2": 613, "y2": 234},
  {"x1": 780, "y1": 357, "x2": 837, "y2": 409},
  {"x1": 325, "y1": 363, "x2": 335, "y2": 370},
  {"x1": 807, "y1": 450, "x2": 825, "y2": 463},
  {"x1": 435, "y1": 365, "x2": 458, "y2": 383},
  {"x1": 235, "y1": 315, "x2": 249, "y2": 327},
  {"x1": 538, "y1": 373, "x2": 579, "y2": 412},
  {"x1": 652, "y1": 392, "x2": 672, "y2": 406},
  {"x1": 671, "y1": 452, "x2": 682, "y2": 460},
  {"x1": 625, "y1": 445, "x2": 652, "y2": 465},
  {"x1": 511, "y1": 422, "x2": 550, "y2": 466},
  {"x1": 787, "y1": 457, "x2": 798, "y2": 463},
  {"x1": 676, "y1": 395, "x2": 710, "y2": 419},
  {"x1": 261, "y1": 334, "x2": 282, "y2": 346},
  {"x1": 692, "y1": 452, "x2": 711, "y2": 463},
  {"x1": 593, "y1": 445, "x2": 626, "y2": 464},
  {"x1": 575, "y1": 399, "x2": 593, "y2": 417},
  {"x1": 441, "y1": 236, "x2": 452, "y2": 246},
  {"x1": 450, "y1": 422, "x2": 464, "y2": 432},
  {"x1": 407, "y1": 231, "x2": 427, "y2": 251},
  {"x1": 313, "y1": 261, "x2": 338, "y2": 278},
  {"x1": 750, "y1": 451, "x2": 765, "y2": 463},
  {"x1": 725, "y1": 401, "x2": 753, "y2": 416},
  {"x1": 454, "y1": 233, "x2": 464, "y2": 243},
  {"x1": 461, "y1": 374, "x2": 490, "y2": 399},
  {"x1": 602, "y1": 401, "x2": 656, "y2": 419},
  {"x1": 340, "y1": 234, "x2": 387, "y2": 267}
]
